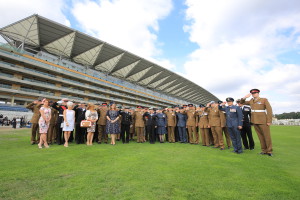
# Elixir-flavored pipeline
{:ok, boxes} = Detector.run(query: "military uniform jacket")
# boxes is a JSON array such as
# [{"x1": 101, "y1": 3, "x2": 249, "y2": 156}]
[
  {"x1": 133, "y1": 111, "x2": 145, "y2": 128},
  {"x1": 50, "y1": 108, "x2": 58, "y2": 125},
  {"x1": 75, "y1": 107, "x2": 86, "y2": 124},
  {"x1": 197, "y1": 110, "x2": 209, "y2": 128},
  {"x1": 143, "y1": 113, "x2": 156, "y2": 126},
  {"x1": 185, "y1": 110, "x2": 197, "y2": 126},
  {"x1": 156, "y1": 113, "x2": 166, "y2": 127},
  {"x1": 166, "y1": 112, "x2": 177, "y2": 127},
  {"x1": 26, "y1": 103, "x2": 42, "y2": 123},
  {"x1": 241, "y1": 105, "x2": 251, "y2": 126},
  {"x1": 176, "y1": 113, "x2": 187, "y2": 127},
  {"x1": 220, "y1": 110, "x2": 227, "y2": 127},
  {"x1": 219, "y1": 105, "x2": 243, "y2": 127},
  {"x1": 119, "y1": 111, "x2": 132, "y2": 125},
  {"x1": 97, "y1": 107, "x2": 108, "y2": 125},
  {"x1": 240, "y1": 97, "x2": 273, "y2": 124},
  {"x1": 205, "y1": 106, "x2": 222, "y2": 127}
]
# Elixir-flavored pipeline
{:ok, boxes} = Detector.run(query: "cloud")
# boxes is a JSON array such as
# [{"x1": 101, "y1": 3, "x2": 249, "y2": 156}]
[
  {"x1": 0, "y1": 0, "x2": 70, "y2": 28},
  {"x1": 71, "y1": 0, "x2": 173, "y2": 61},
  {"x1": 183, "y1": 0, "x2": 300, "y2": 113}
]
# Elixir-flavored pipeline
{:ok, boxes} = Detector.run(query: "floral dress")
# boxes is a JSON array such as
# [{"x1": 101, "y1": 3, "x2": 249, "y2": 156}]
[
  {"x1": 39, "y1": 107, "x2": 51, "y2": 133},
  {"x1": 86, "y1": 110, "x2": 98, "y2": 133},
  {"x1": 106, "y1": 110, "x2": 120, "y2": 134}
]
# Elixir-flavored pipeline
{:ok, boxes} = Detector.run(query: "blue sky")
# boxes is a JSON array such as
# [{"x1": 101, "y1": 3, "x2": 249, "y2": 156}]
[{"x1": 0, "y1": 0, "x2": 300, "y2": 114}]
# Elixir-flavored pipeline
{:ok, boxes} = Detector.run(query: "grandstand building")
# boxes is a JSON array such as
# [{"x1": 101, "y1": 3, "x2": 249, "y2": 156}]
[{"x1": 0, "y1": 15, "x2": 218, "y2": 109}]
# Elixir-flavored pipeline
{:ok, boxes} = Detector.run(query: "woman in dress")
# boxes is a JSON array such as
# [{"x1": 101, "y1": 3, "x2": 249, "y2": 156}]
[
  {"x1": 106, "y1": 101, "x2": 120, "y2": 145},
  {"x1": 38, "y1": 99, "x2": 51, "y2": 148},
  {"x1": 63, "y1": 101, "x2": 75, "y2": 147},
  {"x1": 85, "y1": 103, "x2": 98, "y2": 146}
]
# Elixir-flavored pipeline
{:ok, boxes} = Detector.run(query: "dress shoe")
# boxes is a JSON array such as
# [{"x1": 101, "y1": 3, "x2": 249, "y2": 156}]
[
  {"x1": 259, "y1": 152, "x2": 267, "y2": 155},
  {"x1": 268, "y1": 153, "x2": 273, "y2": 157},
  {"x1": 228, "y1": 146, "x2": 231, "y2": 149},
  {"x1": 220, "y1": 148, "x2": 225, "y2": 150}
]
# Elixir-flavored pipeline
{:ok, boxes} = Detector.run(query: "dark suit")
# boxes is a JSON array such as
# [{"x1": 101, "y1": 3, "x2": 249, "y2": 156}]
[
  {"x1": 240, "y1": 105, "x2": 255, "y2": 150},
  {"x1": 75, "y1": 107, "x2": 87, "y2": 144},
  {"x1": 120, "y1": 111, "x2": 132, "y2": 143},
  {"x1": 144, "y1": 112, "x2": 157, "y2": 144},
  {"x1": 176, "y1": 113, "x2": 187, "y2": 143}
]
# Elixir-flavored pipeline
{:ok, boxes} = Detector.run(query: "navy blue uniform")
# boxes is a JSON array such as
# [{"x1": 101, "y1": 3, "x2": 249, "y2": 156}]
[
  {"x1": 219, "y1": 105, "x2": 243, "y2": 153},
  {"x1": 240, "y1": 105, "x2": 255, "y2": 150},
  {"x1": 176, "y1": 112, "x2": 187, "y2": 143},
  {"x1": 119, "y1": 111, "x2": 132, "y2": 143},
  {"x1": 156, "y1": 113, "x2": 166, "y2": 135},
  {"x1": 144, "y1": 112, "x2": 157, "y2": 144}
]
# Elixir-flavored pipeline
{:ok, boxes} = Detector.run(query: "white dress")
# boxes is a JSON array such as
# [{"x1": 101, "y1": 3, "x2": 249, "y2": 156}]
[{"x1": 63, "y1": 110, "x2": 75, "y2": 131}]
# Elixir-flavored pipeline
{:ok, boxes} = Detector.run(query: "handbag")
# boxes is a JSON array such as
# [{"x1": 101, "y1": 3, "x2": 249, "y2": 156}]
[{"x1": 80, "y1": 120, "x2": 92, "y2": 128}]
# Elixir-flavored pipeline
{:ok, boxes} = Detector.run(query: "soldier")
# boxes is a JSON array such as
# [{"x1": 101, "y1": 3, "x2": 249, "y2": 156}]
[
  {"x1": 97, "y1": 103, "x2": 109, "y2": 144},
  {"x1": 185, "y1": 104, "x2": 198, "y2": 144},
  {"x1": 129, "y1": 108, "x2": 135, "y2": 141},
  {"x1": 219, "y1": 98, "x2": 243, "y2": 154},
  {"x1": 218, "y1": 100, "x2": 232, "y2": 149},
  {"x1": 155, "y1": 108, "x2": 167, "y2": 143},
  {"x1": 47, "y1": 101, "x2": 58, "y2": 144},
  {"x1": 176, "y1": 107, "x2": 187, "y2": 143},
  {"x1": 166, "y1": 106, "x2": 177, "y2": 143},
  {"x1": 26, "y1": 99, "x2": 43, "y2": 144},
  {"x1": 206, "y1": 101, "x2": 224, "y2": 150},
  {"x1": 74, "y1": 102, "x2": 87, "y2": 144},
  {"x1": 133, "y1": 106, "x2": 145, "y2": 143},
  {"x1": 236, "y1": 99, "x2": 255, "y2": 150},
  {"x1": 197, "y1": 104, "x2": 210, "y2": 146},
  {"x1": 143, "y1": 108, "x2": 157, "y2": 144},
  {"x1": 240, "y1": 89, "x2": 273, "y2": 156},
  {"x1": 119, "y1": 107, "x2": 132, "y2": 143},
  {"x1": 174, "y1": 105, "x2": 180, "y2": 142}
]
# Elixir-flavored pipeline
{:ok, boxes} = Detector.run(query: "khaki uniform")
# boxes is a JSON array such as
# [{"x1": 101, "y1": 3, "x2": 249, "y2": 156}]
[
  {"x1": 26, "y1": 103, "x2": 42, "y2": 143},
  {"x1": 240, "y1": 97, "x2": 273, "y2": 154},
  {"x1": 198, "y1": 110, "x2": 210, "y2": 146},
  {"x1": 206, "y1": 106, "x2": 224, "y2": 148},
  {"x1": 97, "y1": 107, "x2": 108, "y2": 143},
  {"x1": 186, "y1": 110, "x2": 198, "y2": 144},
  {"x1": 47, "y1": 108, "x2": 58, "y2": 143},
  {"x1": 133, "y1": 111, "x2": 145, "y2": 142},
  {"x1": 166, "y1": 111, "x2": 177, "y2": 143},
  {"x1": 220, "y1": 111, "x2": 231, "y2": 148}
]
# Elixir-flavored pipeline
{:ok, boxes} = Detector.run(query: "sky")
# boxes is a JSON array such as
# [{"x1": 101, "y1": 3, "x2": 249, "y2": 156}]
[{"x1": 0, "y1": 0, "x2": 299, "y2": 114}]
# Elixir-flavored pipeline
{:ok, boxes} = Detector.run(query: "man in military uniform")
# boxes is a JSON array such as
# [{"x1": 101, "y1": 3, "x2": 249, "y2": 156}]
[
  {"x1": 174, "y1": 105, "x2": 180, "y2": 142},
  {"x1": 197, "y1": 104, "x2": 210, "y2": 146},
  {"x1": 26, "y1": 99, "x2": 43, "y2": 144},
  {"x1": 240, "y1": 89, "x2": 273, "y2": 156},
  {"x1": 97, "y1": 103, "x2": 109, "y2": 144},
  {"x1": 176, "y1": 107, "x2": 187, "y2": 143},
  {"x1": 219, "y1": 98, "x2": 243, "y2": 154},
  {"x1": 185, "y1": 104, "x2": 198, "y2": 144},
  {"x1": 120, "y1": 107, "x2": 132, "y2": 143},
  {"x1": 218, "y1": 100, "x2": 232, "y2": 149},
  {"x1": 143, "y1": 108, "x2": 157, "y2": 144},
  {"x1": 206, "y1": 101, "x2": 224, "y2": 150},
  {"x1": 47, "y1": 101, "x2": 58, "y2": 144},
  {"x1": 75, "y1": 102, "x2": 87, "y2": 144},
  {"x1": 166, "y1": 106, "x2": 177, "y2": 143},
  {"x1": 133, "y1": 106, "x2": 145, "y2": 143},
  {"x1": 237, "y1": 99, "x2": 255, "y2": 150}
]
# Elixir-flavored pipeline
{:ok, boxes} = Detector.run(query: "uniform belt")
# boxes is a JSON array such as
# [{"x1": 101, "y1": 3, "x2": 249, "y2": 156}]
[
  {"x1": 252, "y1": 110, "x2": 265, "y2": 113},
  {"x1": 59, "y1": 114, "x2": 64, "y2": 117}
]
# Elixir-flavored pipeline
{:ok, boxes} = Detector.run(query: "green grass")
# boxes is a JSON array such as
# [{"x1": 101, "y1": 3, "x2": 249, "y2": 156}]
[{"x1": 0, "y1": 126, "x2": 299, "y2": 200}]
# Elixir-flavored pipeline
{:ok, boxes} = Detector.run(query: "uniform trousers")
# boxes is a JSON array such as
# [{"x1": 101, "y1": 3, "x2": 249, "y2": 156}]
[
  {"x1": 121, "y1": 124, "x2": 130, "y2": 143},
  {"x1": 146, "y1": 125, "x2": 156, "y2": 144},
  {"x1": 187, "y1": 126, "x2": 196, "y2": 144},
  {"x1": 211, "y1": 126, "x2": 224, "y2": 148},
  {"x1": 194, "y1": 127, "x2": 200, "y2": 144},
  {"x1": 47, "y1": 123, "x2": 56, "y2": 143},
  {"x1": 56, "y1": 116, "x2": 64, "y2": 145},
  {"x1": 175, "y1": 126, "x2": 179, "y2": 142},
  {"x1": 136, "y1": 127, "x2": 144, "y2": 142},
  {"x1": 75, "y1": 123, "x2": 86, "y2": 144},
  {"x1": 254, "y1": 124, "x2": 272, "y2": 154},
  {"x1": 97, "y1": 125, "x2": 108, "y2": 143},
  {"x1": 167, "y1": 126, "x2": 175, "y2": 142},
  {"x1": 241, "y1": 125, "x2": 255, "y2": 149},
  {"x1": 199, "y1": 128, "x2": 209, "y2": 146},
  {"x1": 227, "y1": 126, "x2": 243, "y2": 153},
  {"x1": 31, "y1": 123, "x2": 40, "y2": 143},
  {"x1": 222, "y1": 127, "x2": 232, "y2": 147},
  {"x1": 178, "y1": 127, "x2": 187, "y2": 143}
]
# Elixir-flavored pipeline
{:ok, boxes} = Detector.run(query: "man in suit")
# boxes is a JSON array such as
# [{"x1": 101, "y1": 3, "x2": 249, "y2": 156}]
[
  {"x1": 185, "y1": 104, "x2": 198, "y2": 144},
  {"x1": 236, "y1": 99, "x2": 255, "y2": 150},
  {"x1": 174, "y1": 105, "x2": 180, "y2": 142},
  {"x1": 219, "y1": 98, "x2": 243, "y2": 154},
  {"x1": 197, "y1": 104, "x2": 210, "y2": 146},
  {"x1": 47, "y1": 101, "x2": 58, "y2": 144},
  {"x1": 120, "y1": 107, "x2": 132, "y2": 143},
  {"x1": 143, "y1": 108, "x2": 157, "y2": 144},
  {"x1": 52, "y1": 98, "x2": 69, "y2": 145},
  {"x1": 176, "y1": 107, "x2": 187, "y2": 143},
  {"x1": 97, "y1": 103, "x2": 109, "y2": 144},
  {"x1": 133, "y1": 106, "x2": 145, "y2": 143},
  {"x1": 166, "y1": 106, "x2": 177, "y2": 143},
  {"x1": 240, "y1": 89, "x2": 273, "y2": 156},
  {"x1": 26, "y1": 99, "x2": 43, "y2": 144},
  {"x1": 206, "y1": 101, "x2": 224, "y2": 150},
  {"x1": 75, "y1": 102, "x2": 87, "y2": 144}
]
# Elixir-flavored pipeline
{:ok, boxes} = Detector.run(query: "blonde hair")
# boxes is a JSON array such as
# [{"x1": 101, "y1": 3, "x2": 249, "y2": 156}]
[
  {"x1": 67, "y1": 101, "x2": 73, "y2": 107},
  {"x1": 87, "y1": 103, "x2": 95, "y2": 110}
]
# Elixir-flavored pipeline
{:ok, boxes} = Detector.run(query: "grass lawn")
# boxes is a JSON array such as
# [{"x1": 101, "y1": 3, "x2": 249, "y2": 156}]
[{"x1": 0, "y1": 126, "x2": 299, "y2": 200}]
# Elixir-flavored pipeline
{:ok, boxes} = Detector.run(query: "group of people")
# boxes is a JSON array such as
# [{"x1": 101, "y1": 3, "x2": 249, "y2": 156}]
[
  {"x1": 0, "y1": 114, "x2": 28, "y2": 128},
  {"x1": 27, "y1": 88, "x2": 273, "y2": 156}
]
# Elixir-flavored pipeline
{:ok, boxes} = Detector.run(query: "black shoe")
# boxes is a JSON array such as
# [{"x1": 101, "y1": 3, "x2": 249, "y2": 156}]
[
  {"x1": 97, "y1": 142, "x2": 101, "y2": 144},
  {"x1": 250, "y1": 148, "x2": 254, "y2": 150},
  {"x1": 220, "y1": 148, "x2": 225, "y2": 150},
  {"x1": 259, "y1": 152, "x2": 267, "y2": 155},
  {"x1": 227, "y1": 146, "x2": 231, "y2": 149},
  {"x1": 231, "y1": 150, "x2": 237, "y2": 153},
  {"x1": 267, "y1": 153, "x2": 273, "y2": 157},
  {"x1": 237, "y1": 151, "x2": 243, "y2": 154},
  {"x1": 105, "y1": 142, "x2": 108, "y2": 144}
]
